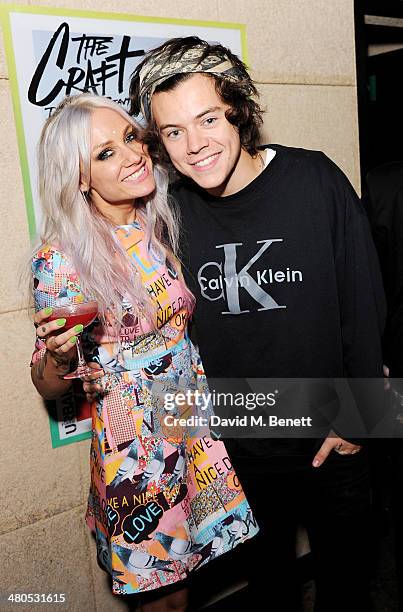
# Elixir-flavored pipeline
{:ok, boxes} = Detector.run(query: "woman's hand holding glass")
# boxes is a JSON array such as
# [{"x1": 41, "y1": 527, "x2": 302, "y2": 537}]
[
  {"x1": 34, "y1": 306, "x2": 83, "y2": 376},
  {"x1": 34, "y1": 306, "x2": 104, "y2": 392}
]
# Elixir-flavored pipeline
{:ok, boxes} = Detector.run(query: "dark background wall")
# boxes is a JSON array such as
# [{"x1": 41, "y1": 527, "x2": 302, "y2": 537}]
[{"x1": 355, "y1": 0, "x2": 403, "y2": 178}]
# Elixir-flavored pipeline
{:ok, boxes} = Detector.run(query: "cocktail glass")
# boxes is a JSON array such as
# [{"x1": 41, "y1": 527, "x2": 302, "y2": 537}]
[{"x1": 48, "y1": 299, "x2": 99, "y2": 379}]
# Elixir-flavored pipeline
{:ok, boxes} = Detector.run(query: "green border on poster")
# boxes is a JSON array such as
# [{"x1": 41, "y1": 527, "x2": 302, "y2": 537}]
[
  {"x1": 49, "y1": 414, "x2": 91, "y2": 448},
  {"x1": 0, "y1": 3, "x2": 247, "y2": 242}
]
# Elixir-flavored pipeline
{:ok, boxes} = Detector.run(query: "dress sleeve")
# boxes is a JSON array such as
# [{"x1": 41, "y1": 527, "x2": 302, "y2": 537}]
[{"x1": 30, "y1": 245, "x2": 84, "y2": 365}]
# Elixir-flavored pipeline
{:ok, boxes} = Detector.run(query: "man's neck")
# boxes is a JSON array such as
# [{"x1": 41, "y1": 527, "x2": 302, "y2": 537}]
[{"x1": 206, "y1": 148, "x2": 265, "y2": 197}]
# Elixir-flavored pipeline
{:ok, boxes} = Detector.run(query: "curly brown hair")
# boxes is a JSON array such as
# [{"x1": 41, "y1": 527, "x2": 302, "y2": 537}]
[{"x1": 129, "y1": 37, "x2": 264, "y2": 162}]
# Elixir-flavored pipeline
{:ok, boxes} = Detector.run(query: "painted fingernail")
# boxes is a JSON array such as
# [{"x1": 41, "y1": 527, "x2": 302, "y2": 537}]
[
  {"x1": 69, "y1": 336, "x2": 78, "y2": 344},
  {"x1": 56, "y1": 318, "x2": 66, "y2": 326},
  {"x1": 74, "y1": 324, "x2": 84, "y2": 333},
  {"x1": 43, "y1": 307, "x2": 53, "y2": 315}
]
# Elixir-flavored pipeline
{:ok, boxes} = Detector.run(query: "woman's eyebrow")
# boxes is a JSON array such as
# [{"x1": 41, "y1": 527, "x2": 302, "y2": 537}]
[{"x1": 92, "y1": 123, "x2": 135, "y2": 153}]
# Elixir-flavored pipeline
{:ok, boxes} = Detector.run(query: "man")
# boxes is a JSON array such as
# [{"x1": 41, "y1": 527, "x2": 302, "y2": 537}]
[{"x1": 129, "y1": 37, "x2": 385, "y2": 610}]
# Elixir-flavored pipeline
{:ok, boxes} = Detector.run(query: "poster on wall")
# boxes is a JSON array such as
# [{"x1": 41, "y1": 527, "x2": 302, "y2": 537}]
[{"x1": 0, "y1": 5, "x2": 246, "y2": 448}]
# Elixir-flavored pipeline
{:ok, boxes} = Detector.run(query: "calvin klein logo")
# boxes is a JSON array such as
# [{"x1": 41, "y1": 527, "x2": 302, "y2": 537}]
[{"x1": 197, "y1": 240, "x2": 303, "y2": 314}]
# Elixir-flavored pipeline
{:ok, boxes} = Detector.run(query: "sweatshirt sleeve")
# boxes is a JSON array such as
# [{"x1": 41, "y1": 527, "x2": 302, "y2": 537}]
[
  {"x1": 319, "y1": 154, "x2": 386, "y2": 438},
  {"x1": 317, "y1": 154, "x2": 386, "y2": 376}
]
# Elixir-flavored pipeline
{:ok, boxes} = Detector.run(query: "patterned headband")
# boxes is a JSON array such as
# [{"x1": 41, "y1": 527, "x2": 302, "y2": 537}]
[{"x1": 138, "y1": 44, "x2": 249, "y2": 120}]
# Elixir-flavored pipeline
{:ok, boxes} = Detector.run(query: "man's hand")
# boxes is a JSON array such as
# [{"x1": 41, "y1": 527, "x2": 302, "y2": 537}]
[
  {"x1": 312, "y1": 435, "x2": 362, "y2": 467},
  {"x1": 383, "y1": 364, "x2": 390, "y2": 391}
]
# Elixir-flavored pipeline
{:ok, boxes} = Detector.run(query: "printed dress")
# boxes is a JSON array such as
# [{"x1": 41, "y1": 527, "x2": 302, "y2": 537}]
[{"x1": 31, "y1": 221, "x2": 259, "y2": 596}]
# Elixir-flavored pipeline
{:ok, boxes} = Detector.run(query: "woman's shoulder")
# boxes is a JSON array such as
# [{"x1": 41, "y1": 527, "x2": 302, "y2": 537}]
[{"x1": 31, "y1": 244, "x2": 84, "y2": 302}]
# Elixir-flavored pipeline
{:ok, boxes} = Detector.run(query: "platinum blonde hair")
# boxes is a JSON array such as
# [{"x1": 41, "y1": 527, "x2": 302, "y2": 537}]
[{"x1": 34, "y1": 93, "x2": 193, "y2": 325}]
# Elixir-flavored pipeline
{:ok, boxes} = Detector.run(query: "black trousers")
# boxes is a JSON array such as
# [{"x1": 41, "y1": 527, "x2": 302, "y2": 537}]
[
  {"x1": 227, "y1": 447, "x2": 372, "y2": 612},
  {"x1": 370, "y1": 386, "x2": 403, "y2": 612}
]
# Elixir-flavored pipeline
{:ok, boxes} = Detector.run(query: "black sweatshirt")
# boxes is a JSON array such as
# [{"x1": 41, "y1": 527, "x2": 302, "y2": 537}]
[{"x1": 172, "y1": 145, "x2": 385, "y2": 460}]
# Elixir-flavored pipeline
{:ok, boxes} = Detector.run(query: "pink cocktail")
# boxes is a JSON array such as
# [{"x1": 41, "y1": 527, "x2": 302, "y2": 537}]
[
  {"x1": 49, "y1": 302, "x2": 98, "y2": 330},
  {"x1": 51, "y1": 300, "x2": 98, "y2": 379}
]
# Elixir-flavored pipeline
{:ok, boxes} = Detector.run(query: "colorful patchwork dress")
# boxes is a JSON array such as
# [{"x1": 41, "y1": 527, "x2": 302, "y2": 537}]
[{"x1": 31, "y1": 220, "x2": 259, "y2": 596}]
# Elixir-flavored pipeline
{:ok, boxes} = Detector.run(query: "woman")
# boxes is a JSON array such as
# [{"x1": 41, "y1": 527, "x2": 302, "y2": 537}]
[{"x1": 30, "y1": 94, "x2": 258, "y2": 611}]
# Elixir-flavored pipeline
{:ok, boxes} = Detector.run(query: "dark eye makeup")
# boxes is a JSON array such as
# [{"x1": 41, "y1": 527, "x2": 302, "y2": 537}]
[{"x1": 96, "y1": 130, "x2": 138, "y2": 161}]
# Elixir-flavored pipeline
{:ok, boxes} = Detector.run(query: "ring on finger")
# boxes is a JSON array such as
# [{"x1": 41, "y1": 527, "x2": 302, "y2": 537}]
[{"x1": 36, "y1": 325, "x2": 47, "y2": 338}]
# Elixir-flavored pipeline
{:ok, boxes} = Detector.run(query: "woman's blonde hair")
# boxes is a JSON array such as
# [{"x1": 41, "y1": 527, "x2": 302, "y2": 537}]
[{"x1": 34, "y1": 93, "x2": 193, "y2": 325}]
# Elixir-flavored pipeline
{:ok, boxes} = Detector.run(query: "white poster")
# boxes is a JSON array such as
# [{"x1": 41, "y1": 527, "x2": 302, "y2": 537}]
[{"x1": 2, "y1": 6, "x2": 245, "y2": 237}]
